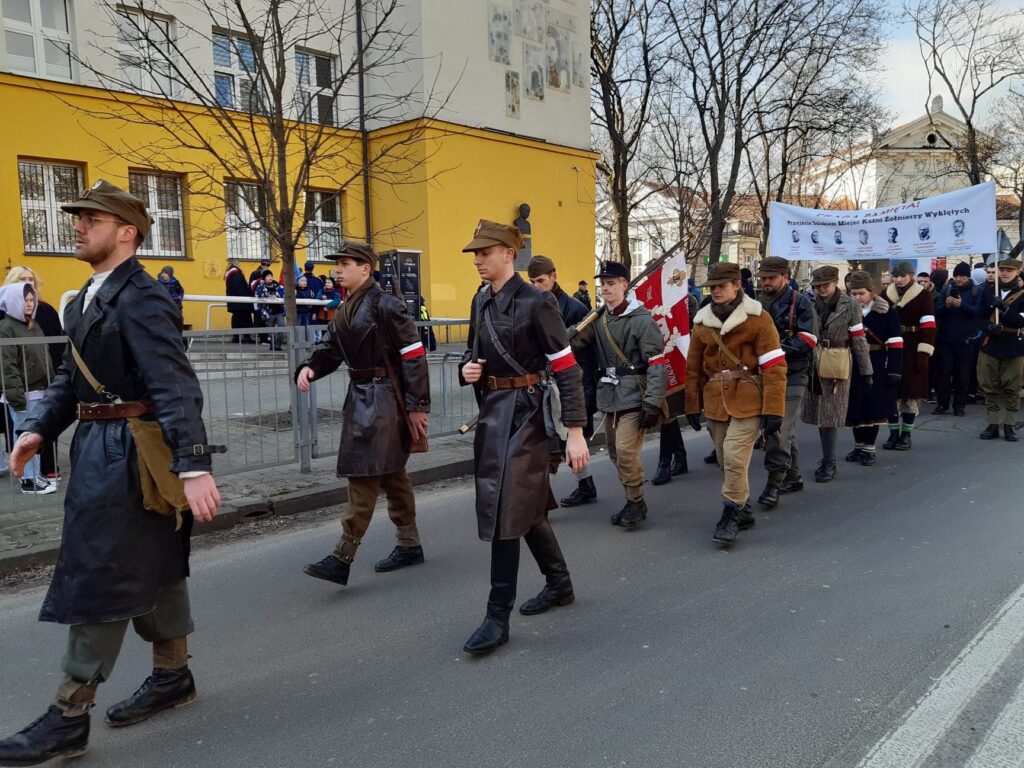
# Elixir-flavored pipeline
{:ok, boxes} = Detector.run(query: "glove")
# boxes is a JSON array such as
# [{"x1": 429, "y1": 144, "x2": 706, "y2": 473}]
[
  {"x1": 888, "y1": 373, "x2": 902, "y2": 386},
  {"x1": 993, "y1": 298, "x2": 1009, "y2": 312},
  {"x1": 761, "y1": 414, "x2": 783, "y2": 436},
  {"x1": 686, "y1": 414, "x2": 703, "y2": 432},
  {"x1": 862, "y1": 375, "x2": 873, "y2": 390},
  {"x1": 638, "y1": 406, "x2": 661, "y2": 430},
  {"x1": 987, "y1": 323, "x2": 1003, "y2": 337}
]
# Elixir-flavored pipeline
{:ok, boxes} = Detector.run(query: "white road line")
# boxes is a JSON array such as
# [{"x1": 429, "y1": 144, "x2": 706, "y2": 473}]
[
  {"x1": 964, "y1": 675, "x2": 1024, "y2": 768},
  {"x1": 856, "y1": 580, "x2": 1024, "y2": 768}
]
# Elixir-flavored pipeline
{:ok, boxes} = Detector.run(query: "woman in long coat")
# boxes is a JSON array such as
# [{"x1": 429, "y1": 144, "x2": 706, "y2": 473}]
[
  {"x1": 844, "y1": 271, "x2": 904, "y2": 465},
  {"x1": 801, "y1": 266, "x2": 872, "y2": 483}
]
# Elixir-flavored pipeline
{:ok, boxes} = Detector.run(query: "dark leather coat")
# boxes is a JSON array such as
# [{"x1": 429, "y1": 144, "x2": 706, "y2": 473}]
[
  {"x1": 24, "y1": 257, "x2": 210, "y2": 625},
  {"x1": 763, "y1": 286, "x2": 817, "y2": 387},
  {"x1": 978, "y1": 281, "x2": 1024, "y2": 359},
  {"x1": 299, "y1": 282, "x2": 430, "y2": 477},
  {"x1": 460, "y1": 275, "x2": 586, "y2": 541}
]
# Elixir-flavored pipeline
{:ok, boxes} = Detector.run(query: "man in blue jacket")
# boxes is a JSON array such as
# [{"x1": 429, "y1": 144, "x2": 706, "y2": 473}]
[{"x1": 934, "y1": 262, "x2": 980, "y2": 417}]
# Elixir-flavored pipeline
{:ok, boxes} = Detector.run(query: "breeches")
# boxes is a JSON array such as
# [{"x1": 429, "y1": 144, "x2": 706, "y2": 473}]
[
  {"x1": 707, "y1": 415, "x2": 761, "y2": 506},
  {"x1": 335, "y1": 470, "x2": 419, "y2": 562},
  {"x1": 604, "y1": 410, "x2": 647, "y2": 501}
]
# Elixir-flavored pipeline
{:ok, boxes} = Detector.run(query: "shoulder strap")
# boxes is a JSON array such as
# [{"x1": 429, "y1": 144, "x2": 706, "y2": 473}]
[
  {"x1": 600, "y1": 312, "x2": 631, "y2": 365},
  {"x1": 788, "y1": 290, "x2": 798, "y2": 337},
  {"x1": 706, "y1": 327, "x2": 745, "y2": 370},
  {"x1": 68, "y1": 340, "x2": 119, "y2": 402},
  {"x1": 482, "y1": 302, "x2": 529, "y2": 376}
]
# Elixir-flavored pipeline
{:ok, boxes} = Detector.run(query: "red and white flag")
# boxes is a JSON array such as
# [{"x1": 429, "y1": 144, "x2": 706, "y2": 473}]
[{"x1": 632, "y1": 253, "x2": 691, "y2": 395}]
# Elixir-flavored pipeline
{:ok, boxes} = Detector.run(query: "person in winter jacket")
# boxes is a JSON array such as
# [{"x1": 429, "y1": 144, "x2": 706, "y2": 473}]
[
  {"x1": 255, "y1": 273, "x2": 285, "y2": 349},
  {"x1": 157, "y1": 266, "x2": 185, "y2": 311},
  {"x1": 844, "y1": 272, "x2": 903, "y2": 465},
  {"x1": 316, "y1": 277, "x2": 342, "y2": 323},
  {"x1": 977, "y1": 258, "x2": 1024, "y2": 442},
  {"x1": 224, "y1": 257, "x2": 254, "y2": 341},
  {"x1": 295, "y1": 275, "x2": 316, "y2": 327},
  {"x1": 933, "y1": 261, "x2": 980, "y2": 416}
]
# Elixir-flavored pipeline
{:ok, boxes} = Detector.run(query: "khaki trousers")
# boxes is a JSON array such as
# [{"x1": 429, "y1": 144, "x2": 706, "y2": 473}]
[
  {"x1": 977, "y1": 352, "x2": 1024, "y2": 425},
  {"x1": 764, "y1": 384, "x2": 805, "y2": 478},
  {"x1": 707, "y1": 416, "x2": 761, "y2": 507},
  {"x1": 335, "y1": 469, "x2": 419, "y2": 562},
  {"x1": 604, "y1": 411, "x2": 647, "y2": 502}
]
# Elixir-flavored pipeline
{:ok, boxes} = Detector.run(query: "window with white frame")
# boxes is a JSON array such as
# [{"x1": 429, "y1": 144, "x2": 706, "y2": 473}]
[
  {"x1": 305, "y1": 190, "x2": 341, "y2": 261},
  {"x1": 129, "y1": 171, "x2": 185, "y2": 258},
  {"x1": 295, "y1": 50, "x2": 336, "y2": 126},
  {"x1": 115, "y1": 8, "x2": 174, "y2": 95},
  {"x1": 17, "y1": 160, "x2": 81, "y2": 253},
  {"x1": 212, "y1": 31, "x2": 261, "y2": 112},
  {"x1": 225, "y1": 181, "x2": 268, "y2": 261},
  {"x1": 2, "y1": 0, "x2": 73, "y2": 80}
]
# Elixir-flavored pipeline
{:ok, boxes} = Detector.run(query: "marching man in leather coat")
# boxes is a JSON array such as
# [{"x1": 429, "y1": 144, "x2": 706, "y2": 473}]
[
  {"x1": 1, "y1": 181, "x2": 222, "y2": 766},
  {"x1": 297, "y1": 242, "x2": 430, "y2": 586},
  {"x1": 459, "y1": 220, "x2": 589, "y2": 656}
]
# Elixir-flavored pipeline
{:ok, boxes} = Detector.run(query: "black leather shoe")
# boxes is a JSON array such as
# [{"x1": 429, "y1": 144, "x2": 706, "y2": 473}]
[
  {"x1": 105, "y1": 667, "x2": 196, "y2": 728},
  {"x1": 0, "y1": 707, "x2": 89, "y2": 766},
  {"x1": 670, "y1": 450, "x2": 688, "y2": 476},
  {"x1": 463, "y1": 615, "x2": 509, "y2": 655},
  {"x1": 814, "y1": 459, "x2": 837, "y2": 483},
  {"x1": 651, "y1": 459, "x2": 672, "y2": 486},
  {"x1": 1005, "y1": 425, "x2": 1019, "y2": 442},
  {"x1": 894, "y1": 432, "x2": 912, "y2": 450},
  {"x1": 303, "y1": 554, "x2": 350, "y2": 585},
  {"x1": 560, "y1": 477, "x2": 597, "y2": 507},
  {"x1": 757, "y1": 483, "x2": 779, "y2": 509},
  {"x1": 519, "y1": 577, "x2": 574, "y2": 615},
  {"x1": 882, "y1": 431, "x2": 900, "y2": 450},
  {"x1": 618, "y1": 499, "x2": 647, "y2": 529},
  {"x1": 736, "y1": 503, "x2": 755, "y2": 530},
  {"x1": 703, "y1": 449, "x2": 718, "y2": 465},
  {"x1": 844, "y1": 448, "x2": 864, "y2": 463},
  {"x1": 932, "y1": 405, "x2": 948, "y2": 415},
  {"x1": 373, "y1": 545, "x2": 424, "y2": 573},
  {"x1": 712, "y1": 504, "x2": 740, "y2": 544},
  {"x1": 860, "y1": 451, "x2": 877, "y2": 466},
  {"x1": 980, "y1": 424, "x2": 1000, "y2": 440},
  {"x1": 778, "y1": 473, "x2": 804, "y2": 494}
]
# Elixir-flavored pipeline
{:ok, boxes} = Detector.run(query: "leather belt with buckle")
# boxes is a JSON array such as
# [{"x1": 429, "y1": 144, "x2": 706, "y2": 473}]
[
  {"x1": 484, "y1": 373, "x2": 543, "y2": 390},
  {"x1": 76, "y1": 401, "x2": 155, "y2": 421}
]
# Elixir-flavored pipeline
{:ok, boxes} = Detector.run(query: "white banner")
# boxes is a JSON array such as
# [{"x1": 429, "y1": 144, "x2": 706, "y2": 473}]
[{"x1": 769, "y1": 182, "x2": 997, "y2": 262}]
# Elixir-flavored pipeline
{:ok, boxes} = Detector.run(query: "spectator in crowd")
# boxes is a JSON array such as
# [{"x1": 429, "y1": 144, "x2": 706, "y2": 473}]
[
  {"x1": 916, "y1": 272, "x2": 933, "y2": 292},
  {"x1": 302, "y1": 260, "x2": 324, "y2": 296},
  {"x1": 844, "y1": 271, "x2": 903, "y2": 466},
  {"x1": 295, "y1": 275, "x2": 316, "y2": 329},
  {"x1": 316, "y1": 276, "x2": 342, "y2": 323},
  {"x1": 157, "y1": 266, "x2": 185, "y2": 312},
  {"x1": 986, "y1": 264, "x2": 996, "y2": 285},
  {"x1": 930, "y1": 268, "x2": 949, "y2": 295},
  {"x1": 250, "y1": 258, "x2": 272, "y2": 343},
  {"x1": 255, "y1": 272, "x2": 285, "y2": 350},
  {"x1": 573, "y1": 280, "x2": 592, "y2": 310},
  {"x1": 224, "y1": 257, "x2": 255, "y2": 342},
  {"x1": 933, "y1": 262, "x2": 979, "y2": 416},
  {"x1": 880, "y1": 273, "x2": 892, "y2": 290},
  {"x1": 740, "y1": 267, "x2": 756, "y2": 299},
  {"x1": 418, "y1": 295, "x2": 437, "y2": 352},
  {"x1": 972, "y1": 265, "x2": 988, "y2": 287},
  {"x1": 0, "y1": 283, "x2": 55, "y2": 495}
]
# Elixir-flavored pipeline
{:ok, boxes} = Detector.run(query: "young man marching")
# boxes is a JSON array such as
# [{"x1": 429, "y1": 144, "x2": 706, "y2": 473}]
[{"x1": 977, "y1": 257, "x2": 1024, "y2": 442}]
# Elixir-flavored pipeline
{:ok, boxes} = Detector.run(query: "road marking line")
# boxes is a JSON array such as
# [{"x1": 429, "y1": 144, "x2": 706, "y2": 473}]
[
  {"x1": 964, "y1": 675, "x2": 1024, "y2": 768},
  {"x1": 856, "y1": 580, "x2": 1024, "y2": 768}
]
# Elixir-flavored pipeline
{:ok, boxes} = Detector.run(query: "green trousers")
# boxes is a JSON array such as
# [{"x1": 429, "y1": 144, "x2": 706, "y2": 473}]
[{"x1": 977, "y1": 352, "x2": 1024, "y2": 425}]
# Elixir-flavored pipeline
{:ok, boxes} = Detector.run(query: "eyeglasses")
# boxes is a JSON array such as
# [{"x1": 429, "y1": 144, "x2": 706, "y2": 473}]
[{"x1": 72, "y1": 213, "x2": 129, "y2": 229}]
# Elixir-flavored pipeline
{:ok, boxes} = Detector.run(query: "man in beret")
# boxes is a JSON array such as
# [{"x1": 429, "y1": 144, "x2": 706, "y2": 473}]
[
  {"x1": 296, "y1": 241, "x2": 431, "y2": 584},
  {"x1": 459, "y1": 220, "x2": 589, "y2": 655},
  {"x1": 527, "y1": 256, "x2": 598, "y2": 508},
  {"x1": 755, "y1": 256, "x2": 817, "y2": 508},
  {"x1": 977, "y1": 258, "x2": 1024, "y2": 441},
  {"x1": 685, "y1": 261, "x2": 787, "y2": 545},
  {"x1": 572, "y1": 260, "x2": 667, "y2": 529},
  {"x1": 1, "y1": 180, "x2": 222, "y2": 764}
]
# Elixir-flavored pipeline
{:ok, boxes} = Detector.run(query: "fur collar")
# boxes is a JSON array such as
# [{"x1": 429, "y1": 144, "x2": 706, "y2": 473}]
[
  {"x1": 870, "y1": 296, "x2": 890, "y2": 314},
  {"x1": 885, "y1": 281, "x2": 923, "y2": 308},
  {"x1": 694, "y1": 294, "x2": 764, "y2": 336}
]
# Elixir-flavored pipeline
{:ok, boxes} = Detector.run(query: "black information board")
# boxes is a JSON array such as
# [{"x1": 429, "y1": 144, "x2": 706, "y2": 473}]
[{"x1": 378, "y1": 250, "x2": 422, "y2": 317}]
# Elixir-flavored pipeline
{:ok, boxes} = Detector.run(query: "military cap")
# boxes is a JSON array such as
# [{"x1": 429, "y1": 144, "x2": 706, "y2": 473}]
[
  {"x1": 810, "y1": 265, "x2": 840, "y2": 286},
  {"x1": 329, "y1": 240, "x2": 379, "y2": 269},
  {"x1": 892, "y1": 261, "x2": 915, "y2": 277},
  {"x1": 702, "y1": 261, "x2": 741, "y2": 287},
  {"x1": 462, "y1": 219, "x2": 525, "y2": 252},
  {"x1": 846, "y1": 270, "x2": 876, "y2": 292},
  {"x1": 527, "y1": 255, "x2": 557, "y2": 278},
  {"x1": 595, "y1": 260, "x2": 629, "y2": 281},
  {"x1": 997, "y1": 258, "x2": 1022, "y2": 270},
  {"x1": 61, "y1": 179, "x2": 153, "y2": 239},
  {"x1": 756, "y1": 256, "x2": 790, "y2": 278}
]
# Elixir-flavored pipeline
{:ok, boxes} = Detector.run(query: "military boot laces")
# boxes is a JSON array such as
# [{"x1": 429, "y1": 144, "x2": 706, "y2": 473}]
[
  {"x1": 0, "y1": 706, "x2": 90, "y2": 766},
  {"x1": 105, "y1": 667, "x2": 196, "y2": 728},
  {"x1": 373, "y1": 545, "x2": 425, "y2": 573}
]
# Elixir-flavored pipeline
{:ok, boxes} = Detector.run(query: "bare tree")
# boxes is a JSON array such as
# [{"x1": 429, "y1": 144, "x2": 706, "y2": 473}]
[
  {"x1": 989, "y1": 88, "x2": 1024, "y2": 256},
  {"x1": 908, "y1": 0, "x2": 1024, "y2": 185},
  {"x1": 591, "y1": 0, "x2": 667, "y2": 272},
  {"x1": 72, "y1": 0, "x2": 451, "y2": 322}
]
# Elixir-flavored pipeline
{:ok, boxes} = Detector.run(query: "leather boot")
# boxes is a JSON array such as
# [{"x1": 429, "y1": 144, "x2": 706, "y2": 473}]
[
  {"x1": 703, "y1": 448, "x2": 718, "y2": 465},
  {"x1": 980, "y1": 424, "x2": 1000, "y2": 440},
  {"x1": 651, "y1": 458, "x2": 673, "y2": 485},
  {"x1": 560, "y1": 476, "x2": 597, "y2": 507},
  {"x1": 464, "y1": 539, "x2": 518, "y2": 655},
  {"x1": 844, "y1": 448, "x2": 864, "y2": 462},
  {"x1": 373, "y1": 545, "x2": 425, "y2": 573},
  {"x1": 618, "y1": 498, "x2": 647, "y2": 529},
  {"x1": 882, "y1": 430, "x2": 900, "y2": 450},
  {"x1": 860, "y1": 450, "x2": 877, "y2": 466},
  {"x1": 712, "y1": 503, "x2": 740, "y2": 545},
  {"x1": 736, "y1": 502, "x2": 755, "y2": 530},
  {"x1": 1005, "y1": 425, "x2": 1019, "y2": 442},
  {"x1": 814, "y1": 459, "x2": 837, "y2": 483},
  {"x1": 778, "y1": 472, "x2": 804, "y2": 494},
  {"x1": 757, "y1": 480, "x2": 780, "y2": 509},
  {"x1": 519, "y1": 521, "x2": 574, "y2": 615},
  {"x1": 303, "y1": 554, "x2": 350, "y2": 585},
  {"x1": 670, "y1": 449, "x2": 688, "y2": 476},
  {"x1": 894, "y1": 432, "x2": 912, "y2": 450},
  {"x1": 0, "y1": 707, "x2": 90, "y2": 766},
  {"x1": 105, "y1": 667, "x2": 196, "y2": 727}
]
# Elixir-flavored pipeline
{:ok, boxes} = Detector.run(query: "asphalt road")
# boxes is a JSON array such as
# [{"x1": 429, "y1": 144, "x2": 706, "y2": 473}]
[{"x1": 1, "y1": 414, "x2": 1023, "y2": 768}]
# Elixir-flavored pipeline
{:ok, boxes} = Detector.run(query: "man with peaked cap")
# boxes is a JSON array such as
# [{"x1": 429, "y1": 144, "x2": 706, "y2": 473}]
[
  {"x1": 754, "y1": 256, "x2": 817, "y2": 508},
  {"x1": 572, "y1": 260, "x2": 667, "y2": 528},
  {"x1": 1, "y1": 180, "x2": 223, "y2": 765},
  {"x1": 459, "y1": 220, "x2": 589, "y2": 655},
  {"x1": 526, "y1": 255, "x2": 598, "y2": 508},
  {"x1": 296, "y1": 241, "x2": 431, "y2": 585},
  {"x1": 883, "y1": 261, "x2": 936, "y2": 450},
  {"x1": 685, "y1": 262, "x2": 787, "y2": 546},
  {"x1": 976, "y1": 257, "x2": 1024, "y2": 441}
]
